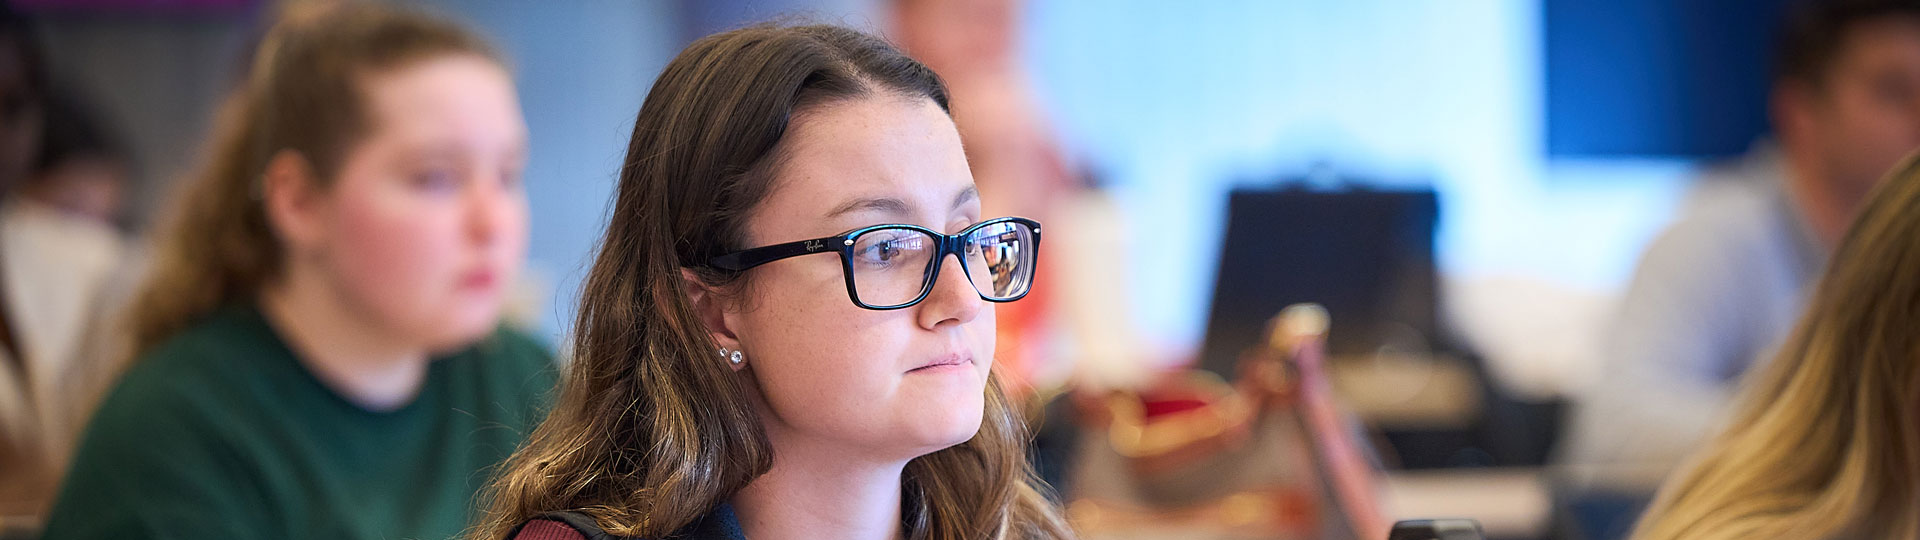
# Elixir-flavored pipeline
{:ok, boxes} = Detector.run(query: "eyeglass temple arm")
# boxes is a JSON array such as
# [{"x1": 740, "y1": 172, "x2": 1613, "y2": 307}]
[{"x1": 708, "y1": 235, "x2": 846, "y2": 272}]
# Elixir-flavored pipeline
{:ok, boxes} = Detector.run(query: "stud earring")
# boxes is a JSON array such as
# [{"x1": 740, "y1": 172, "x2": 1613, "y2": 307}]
[{"x1": 729, "y1": 350, "x2": 744, "y2": 365}]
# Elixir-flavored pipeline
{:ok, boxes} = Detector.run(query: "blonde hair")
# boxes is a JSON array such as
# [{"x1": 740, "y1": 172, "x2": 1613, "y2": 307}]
[
  {"x1": 124, "y1": 1, "x2": 500, "y2": 356},
  {"x1": 1632, "y1": 154, "x2": 1920, "y2": 540},
  {"x1": 469, "y1": 25, "x2": 1072, "y2": 540}
]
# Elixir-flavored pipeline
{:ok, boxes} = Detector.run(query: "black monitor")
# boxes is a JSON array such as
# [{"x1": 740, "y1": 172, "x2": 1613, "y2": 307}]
[{"x1": 1196, "y1": 186, "x2": 1441, "y2": 376}]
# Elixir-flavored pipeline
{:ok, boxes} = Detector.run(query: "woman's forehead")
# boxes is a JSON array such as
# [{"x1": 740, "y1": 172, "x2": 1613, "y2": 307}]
[
  {"x1": 758, "y1": 96, "x2": 974, "y2": 227},
  {"x1": 361, "y1": 55, "x2": 526, "y2": 154}
]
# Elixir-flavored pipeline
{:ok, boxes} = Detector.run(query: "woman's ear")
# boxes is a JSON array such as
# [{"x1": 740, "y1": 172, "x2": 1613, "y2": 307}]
[
  {"x1": 681, "y1": 267, "x2": 746, "y2": 371},
  {"x1": 261, "y1": 150, "x2": 326, "y2": 251}
]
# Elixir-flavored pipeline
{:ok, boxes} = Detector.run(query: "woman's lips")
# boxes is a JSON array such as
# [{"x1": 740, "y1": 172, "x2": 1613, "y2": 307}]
[
  {"x1": 908, "y1": 354, "x2": 973, "y2": 373},
  {"x1": 457, "y1": 268, "x2": 499, "y2": 291}
]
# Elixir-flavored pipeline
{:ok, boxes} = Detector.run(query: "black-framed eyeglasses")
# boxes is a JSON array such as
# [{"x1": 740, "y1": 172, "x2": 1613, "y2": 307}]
[{"x1": 708, "y1": 216, "x2": 1041, "y2": 310}]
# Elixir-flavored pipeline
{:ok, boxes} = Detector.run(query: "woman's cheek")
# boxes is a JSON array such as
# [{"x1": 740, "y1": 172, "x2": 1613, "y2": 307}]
[{"x1": 334, "y1": 191, "x2": 464, "y2": 326}]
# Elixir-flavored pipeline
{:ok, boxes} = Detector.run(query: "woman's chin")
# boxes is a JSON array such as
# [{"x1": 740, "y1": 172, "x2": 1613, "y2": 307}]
[
  {"x1": 898, "y1": 406, "x2": 986, "y2": 456},
  {"x1": 419, "y1": 308, "x2": 505, "y2": 352}
]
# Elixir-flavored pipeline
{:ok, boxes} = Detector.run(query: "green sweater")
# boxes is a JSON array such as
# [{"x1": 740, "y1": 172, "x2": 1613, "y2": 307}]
[{"x1": 40, "y1": 306, "x2": 558, "y2": 540}]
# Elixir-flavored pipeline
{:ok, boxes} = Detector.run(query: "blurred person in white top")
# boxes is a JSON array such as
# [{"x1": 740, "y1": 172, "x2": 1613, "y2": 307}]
[{"x1": 0, "y1": 7, "x2": 128, "y2": 527}]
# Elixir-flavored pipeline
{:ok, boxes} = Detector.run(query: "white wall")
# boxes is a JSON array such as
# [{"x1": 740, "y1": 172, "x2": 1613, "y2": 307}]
[{"x1": 1021, "y1": 0, "x2": 1692, "y2": 353}]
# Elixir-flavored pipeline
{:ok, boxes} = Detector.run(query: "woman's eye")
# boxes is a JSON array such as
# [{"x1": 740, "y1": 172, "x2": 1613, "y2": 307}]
[
  {"x1": 859, "y1": 240, "x2": 900, "y2": 262},
  {"x1": 856, "y1": 234, "x2": 921, "y2": 265},
  {"x1": 413, "y1": 168, "x2": 460, "y2": 193}
]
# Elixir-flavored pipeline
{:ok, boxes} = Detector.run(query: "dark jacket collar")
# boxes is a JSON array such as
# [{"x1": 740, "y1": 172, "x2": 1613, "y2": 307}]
[{"x1": 680, "y1": 503, "x2": 746, "y2": 540}]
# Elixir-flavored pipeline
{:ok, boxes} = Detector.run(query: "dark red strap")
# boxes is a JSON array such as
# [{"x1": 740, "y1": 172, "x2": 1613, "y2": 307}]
[{"x1": 510, "y1": 519, "x2": 588, "y2": 540}]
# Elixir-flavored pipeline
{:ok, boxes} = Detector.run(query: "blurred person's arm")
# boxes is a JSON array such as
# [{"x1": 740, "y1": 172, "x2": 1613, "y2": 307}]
[
  {"x1": 0, "y1": 202, "x2": 131, "y2": 520},
  {"x1": 42, "y1": 221, "x2": 140, "y2": 476}
]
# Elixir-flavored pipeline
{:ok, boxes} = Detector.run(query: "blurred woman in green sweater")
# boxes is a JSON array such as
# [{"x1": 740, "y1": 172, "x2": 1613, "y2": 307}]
[{"x1": 40, "y1": 3, "x2": 555, "y2": 539}]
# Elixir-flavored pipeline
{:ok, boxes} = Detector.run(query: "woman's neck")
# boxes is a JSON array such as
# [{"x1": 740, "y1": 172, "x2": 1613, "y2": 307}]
[
  {"x1": 260, "y1": 267, "x2": 429, "y2": 412},
  {"x1": 731, "y1": 441, "x2": 907, "y2": 540}
]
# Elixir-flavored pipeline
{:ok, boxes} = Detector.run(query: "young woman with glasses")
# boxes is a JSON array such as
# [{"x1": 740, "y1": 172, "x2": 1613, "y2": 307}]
[{"x1": 471, "y1": 24, "x2": 1071, "y2": 540}]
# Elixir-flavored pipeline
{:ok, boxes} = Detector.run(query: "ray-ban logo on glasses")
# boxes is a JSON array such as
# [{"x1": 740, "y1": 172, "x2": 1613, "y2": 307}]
[{"x1": 804, "y1": 239, "x2": 825, "y2": 252}]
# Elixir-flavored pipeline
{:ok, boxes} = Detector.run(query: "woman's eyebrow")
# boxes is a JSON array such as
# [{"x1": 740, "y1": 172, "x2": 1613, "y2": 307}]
[
  {"x1": 824, "y1": 185, "x2": 979, "y2": 219},
  {"x1": 826, "y1": 196, "x2": 910, "y2": 218}
]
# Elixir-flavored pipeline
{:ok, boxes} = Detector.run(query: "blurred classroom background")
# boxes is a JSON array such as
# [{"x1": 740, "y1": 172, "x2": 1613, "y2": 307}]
[{"x1": 13, "y1": 0, "x2": 1868, "y2": 539}]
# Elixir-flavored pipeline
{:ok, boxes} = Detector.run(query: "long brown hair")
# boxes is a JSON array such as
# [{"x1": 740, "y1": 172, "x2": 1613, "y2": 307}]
[
  {"x1": 1632, "y1": 154, "x2": 1920, "y2": 540},
  {"x1": 471, "y1": 24, "x2": 1072, "y2": 540},
  {"x1": 124, "y1": 1, "x2": 501, "y2": 355}
]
